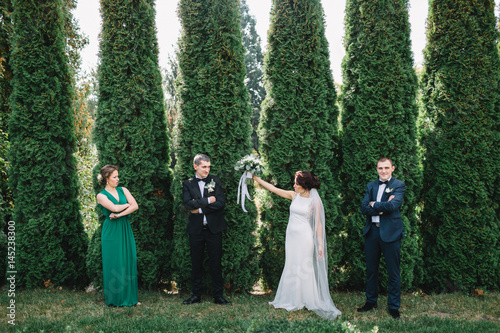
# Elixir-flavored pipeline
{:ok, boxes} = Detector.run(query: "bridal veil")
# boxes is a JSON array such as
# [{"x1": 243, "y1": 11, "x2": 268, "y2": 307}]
[{"x1": 309, "y1": 188, "x2": 341, "y2": 320}]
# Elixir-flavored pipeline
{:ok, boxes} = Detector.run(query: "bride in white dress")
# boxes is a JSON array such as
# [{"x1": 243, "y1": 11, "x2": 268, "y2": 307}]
[{"x1": 252, "y1": 171, "x2": 341, "y2": 320}]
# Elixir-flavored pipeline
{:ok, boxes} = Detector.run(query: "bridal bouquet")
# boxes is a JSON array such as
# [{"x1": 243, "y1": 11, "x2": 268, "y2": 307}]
[
  {"x1": 235, "y1": 154, "x2": 263, "y2": 212},
  {"x1": 234, "y1": 154, "x2": 263, "y2": 180}
]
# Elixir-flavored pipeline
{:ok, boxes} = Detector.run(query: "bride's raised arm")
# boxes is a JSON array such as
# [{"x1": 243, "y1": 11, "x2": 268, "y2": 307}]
[{"x1": 252, "y1": 175, "x2": 294, "y2": 200}]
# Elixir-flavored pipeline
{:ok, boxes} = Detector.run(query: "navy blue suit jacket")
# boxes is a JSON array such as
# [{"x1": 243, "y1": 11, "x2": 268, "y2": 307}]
[{"x1": 360, "y1": 177, "x2": 405, "y2": 243}]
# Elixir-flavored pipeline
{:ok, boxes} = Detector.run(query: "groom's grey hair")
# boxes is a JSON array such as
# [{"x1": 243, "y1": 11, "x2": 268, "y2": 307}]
[{"x1": 193, "y1": 154, "x2": 210, "y2": 166}]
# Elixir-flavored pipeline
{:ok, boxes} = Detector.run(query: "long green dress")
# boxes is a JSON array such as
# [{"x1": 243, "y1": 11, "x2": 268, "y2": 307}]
[{"x1": 99, "y1": 187, "x2": 138, "y2": 306}]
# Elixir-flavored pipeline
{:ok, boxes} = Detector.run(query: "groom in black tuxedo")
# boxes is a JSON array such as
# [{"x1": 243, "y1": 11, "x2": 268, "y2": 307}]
[
  {"x1": 182, "y1": 154, "x2": 230, "y2": 305},
  {"x1": 358, "y1": 157, "x2": 405, "y2": 319}
]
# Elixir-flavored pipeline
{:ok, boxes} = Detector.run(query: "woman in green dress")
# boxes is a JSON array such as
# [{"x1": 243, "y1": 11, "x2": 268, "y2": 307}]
[{"x1": 97, "y1": 165, "x2": 140, "y2": 306}]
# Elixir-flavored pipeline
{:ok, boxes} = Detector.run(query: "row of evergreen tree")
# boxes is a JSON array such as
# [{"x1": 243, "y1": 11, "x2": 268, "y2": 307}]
[{"x1": 1, "y1": 0, "x2": 498, "y2": 293}]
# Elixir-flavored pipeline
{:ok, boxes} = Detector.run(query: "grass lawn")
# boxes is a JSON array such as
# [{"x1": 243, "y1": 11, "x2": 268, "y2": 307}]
[{"x1": 1, "y1": 286, "x2": 499, "y2": 332}]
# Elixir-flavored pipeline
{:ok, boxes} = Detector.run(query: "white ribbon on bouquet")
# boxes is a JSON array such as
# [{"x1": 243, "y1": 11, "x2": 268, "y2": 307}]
[{"x1": 237, "y1": 171, "x2": 254, "y2": 213}]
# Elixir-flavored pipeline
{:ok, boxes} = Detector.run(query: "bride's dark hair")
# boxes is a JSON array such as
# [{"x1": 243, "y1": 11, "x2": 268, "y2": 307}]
[{"x1": 295, "y1": 171, "x2": 320, "y2": 190}]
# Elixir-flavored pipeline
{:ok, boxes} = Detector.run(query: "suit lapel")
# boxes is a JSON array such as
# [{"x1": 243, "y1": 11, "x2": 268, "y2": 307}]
[
  {"x1": 202, "y1": 175, "x2": 212, "y2": 197},
  {"x1": 381, "y1": 178, "x2": 395, "y2": 201},
  {"x1": 371, "y1": 181, "x2": 378, "y2": 201},
  {"x1": 191, "y1": 178, "x2": 202, "y2": 198}
]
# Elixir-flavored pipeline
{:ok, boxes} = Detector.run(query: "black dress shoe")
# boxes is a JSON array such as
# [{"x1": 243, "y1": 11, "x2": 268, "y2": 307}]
[
  {"x1": 182, "y1": 295, "x2": 201, "y2": 305},
  {"x1": 389, "y1": 308, "x2": 400, "y2": 319},
  {"x1": 214, "y1": 296, "x2": 231, "y2": 305},
  {"x1": 357, "y1": 302, "x2": 377, "y2": 312}
]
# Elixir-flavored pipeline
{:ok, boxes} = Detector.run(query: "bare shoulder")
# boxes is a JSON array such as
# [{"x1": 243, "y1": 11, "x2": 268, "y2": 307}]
[
  {"x1": 283, "y1": 190, "x2": 295, "y2": 200},
  {"x1": 121, "y1": 187, "x2": 131, "y2": 194}
]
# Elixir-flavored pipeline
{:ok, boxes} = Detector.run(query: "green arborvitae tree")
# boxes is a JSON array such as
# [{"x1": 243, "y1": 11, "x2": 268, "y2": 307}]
[
  {"x1": 87, "y1": 0, "x2": 172, "y2": 290},
  {"x1": 0, "y1": 193, "x2": 5, "y2": 284},
  {"x1": 340, "y1": 0, "x2": 422, "y2": 291},
  {"x1": 1, "y1": 1, "x2": 86, "y2": 223},
  {"x1": 0, "y1": 0, "x2": 13, "y2": 284},
  {"x1": 258, "y1": 0, "x2": 342, "y2": 290},
  {"x1": 8, "y1": 0, "x2": 89, "y2": 288},
  {"x1": 240, "y1": 0, "x2": 265, "y2": 152},
  {"x1": 172, "y1": 0, "x2": 258, "y2": 292},
  {"x1": 0, "y1": 0, "x2": 13, "y2": 223},
  {"x1": 420, "y1": 0, "x2": 500, "y2": 291}
]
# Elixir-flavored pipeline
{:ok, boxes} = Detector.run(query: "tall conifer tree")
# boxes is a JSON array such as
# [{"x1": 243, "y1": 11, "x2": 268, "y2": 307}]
[
  {"x1": 0, "y1": 2, "x2": 13, "y2": 281},
  {"x1": 0, "y1": 0, "x2": 13, "y2": 223},
  {"x1": 8, "y1": 0, "x2": 88, "y2": 287},
  {"x1": 240, "y1": 0, "x2": 265, "y2": 152},
  {"x1": 172, "y1": 0, "x2": 259, "y2": 292},
  {"x1": 420, "y1": 0, "x2": 500, "y2": 291},
  {"x1": 1, "y1": 1, "x2": 85, "y2": 225},
  {"x1": 340, "y1": 0, "x2": 422, "y2": 290},
  {"x1": 87, "y1": 0, "x2": 172, "y2": 289},
  {"x1": 258, "y1": 0, "x2": 342, "y2": 289}
]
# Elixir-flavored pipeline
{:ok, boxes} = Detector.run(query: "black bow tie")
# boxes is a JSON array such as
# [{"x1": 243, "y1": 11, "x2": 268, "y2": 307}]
[
  {"x1": 197, "y1": 178, "x2": 207, "y2": 182},
  {"x1": 378, "y1": 180, "x2": 389, "y2": 185}
]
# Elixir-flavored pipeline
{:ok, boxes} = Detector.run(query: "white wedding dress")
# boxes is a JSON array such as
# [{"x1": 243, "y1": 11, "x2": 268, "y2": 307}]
[{"x1": 269, "y1": 191, "x2": 341, "y2": 320}]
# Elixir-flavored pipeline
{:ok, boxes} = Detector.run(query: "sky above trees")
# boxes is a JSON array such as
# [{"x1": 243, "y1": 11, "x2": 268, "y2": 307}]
[{"x1": 73, "y1": 0, "x2": 460, "y2": 83}]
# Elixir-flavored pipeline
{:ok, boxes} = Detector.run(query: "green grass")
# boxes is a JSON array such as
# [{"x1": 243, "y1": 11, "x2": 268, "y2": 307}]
[{"x1": 1, "y1": 287, "x2": 499, "y2": 332}]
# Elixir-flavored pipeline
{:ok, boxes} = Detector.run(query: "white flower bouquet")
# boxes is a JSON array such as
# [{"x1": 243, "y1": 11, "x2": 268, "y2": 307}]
[
  {"x1": 234, "y1": 154, "x2": 263, "y2": 212},
  {"x1": 234, "y1": 154, "x2": 263, "y2": 180}
]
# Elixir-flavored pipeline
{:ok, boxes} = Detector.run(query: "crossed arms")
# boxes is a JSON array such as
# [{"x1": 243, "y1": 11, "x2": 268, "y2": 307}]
[
  {"x1": 182, "y1": 177, "x2": 225, "y2": 215},
  {"x1": 360, "y1": 182, "x2": 405, "y2": 217}
]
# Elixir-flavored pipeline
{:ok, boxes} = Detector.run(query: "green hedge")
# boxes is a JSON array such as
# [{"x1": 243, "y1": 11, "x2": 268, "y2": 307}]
[
  {"x1": 340, "y1": 0, "x2": 422, "y2": 291},
  {"x1": 8, "y1": 0, "x2": 88, "y2": 288},
  {"x1": 420, "y1": 0, "x2": 500, "y2": 291},
  {"x1": 172, "y1": 0, "x2": 259, "y2": 293},
  {"x1": 0, "y1": 2, "x2": 13, "y2": 270},
  {"x1": 87, "y1": 0, "x2": 173, "y2": 290},
  {"x1": 258, "y1": 0, "x2": 343, "y2": 290}
]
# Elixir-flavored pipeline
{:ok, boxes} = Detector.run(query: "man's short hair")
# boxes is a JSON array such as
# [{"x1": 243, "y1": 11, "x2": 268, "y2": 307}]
[
  {"x1": 193, "y1": 154, "x2": 210, "y2": 166},
  {"x1": 377, "y1": 157, "x2": 393, "y2": 166}
]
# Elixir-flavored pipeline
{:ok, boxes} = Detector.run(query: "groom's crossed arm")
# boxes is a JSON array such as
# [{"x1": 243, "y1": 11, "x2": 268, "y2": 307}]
[
  {"x1": 372, "y1": 182, "x2": 405, "y2": 214},
  {"x1": 182, "y1": 181, "x2": 212, "y2": 211},
  {"x1": 360, "y1": 182, "x2": 405, "y2": 216},
  {"x1": 361, "y1": 184, "x2": 379, "y2": 216},
  {"x1": 201, "y1": 177, "x2": 225, "y2": 215}
]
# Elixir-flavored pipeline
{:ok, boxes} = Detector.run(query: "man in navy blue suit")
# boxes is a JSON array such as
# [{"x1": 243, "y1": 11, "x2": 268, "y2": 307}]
[{"x1": 358, "y1": 157, "x2": 405, "y2": 319}]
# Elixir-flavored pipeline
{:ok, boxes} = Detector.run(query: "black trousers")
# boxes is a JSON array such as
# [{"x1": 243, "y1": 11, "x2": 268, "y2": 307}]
[
  {"x1": 364, "y1": 223, "x2": 401, "y2": 310},
  {"x1": 189, "y1": 228, "x2": 223, "y2": 298}
]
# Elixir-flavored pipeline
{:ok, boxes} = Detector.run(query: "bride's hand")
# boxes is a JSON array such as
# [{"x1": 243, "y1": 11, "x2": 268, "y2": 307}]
[{"x1": 318, "y1": 246, "x2": 324, "y2": 259}]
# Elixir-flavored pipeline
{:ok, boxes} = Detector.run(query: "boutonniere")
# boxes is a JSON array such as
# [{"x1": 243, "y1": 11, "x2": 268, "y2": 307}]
[
  {"x1": 205, "y1": 179, "x2": 216, "y2": 193},
  {"x1": 385, "y1": 188, "x2": 394, "y2": 193}
]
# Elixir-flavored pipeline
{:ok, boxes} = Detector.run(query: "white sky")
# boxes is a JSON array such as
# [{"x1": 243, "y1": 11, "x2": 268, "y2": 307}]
[{"x1": 74, "y1": 0, "x2": 500, "y2": 83}]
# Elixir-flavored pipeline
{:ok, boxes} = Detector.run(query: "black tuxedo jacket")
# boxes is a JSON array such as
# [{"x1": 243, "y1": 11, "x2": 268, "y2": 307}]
[
  {"x1": 360, "y1": 177, "x2": 406, "y2": 243},
  {"x1": 182, "y1": 174, "x2": 226, "y2": 235}
]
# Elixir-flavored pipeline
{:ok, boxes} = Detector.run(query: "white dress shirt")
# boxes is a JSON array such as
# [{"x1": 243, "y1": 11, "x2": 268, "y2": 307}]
[
  {"x1": 372, "y1": 177, "x2": 391, "y2": 223},
  {"x1": 196, "y1": 176, "x2": 211, "y2": 225}
]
